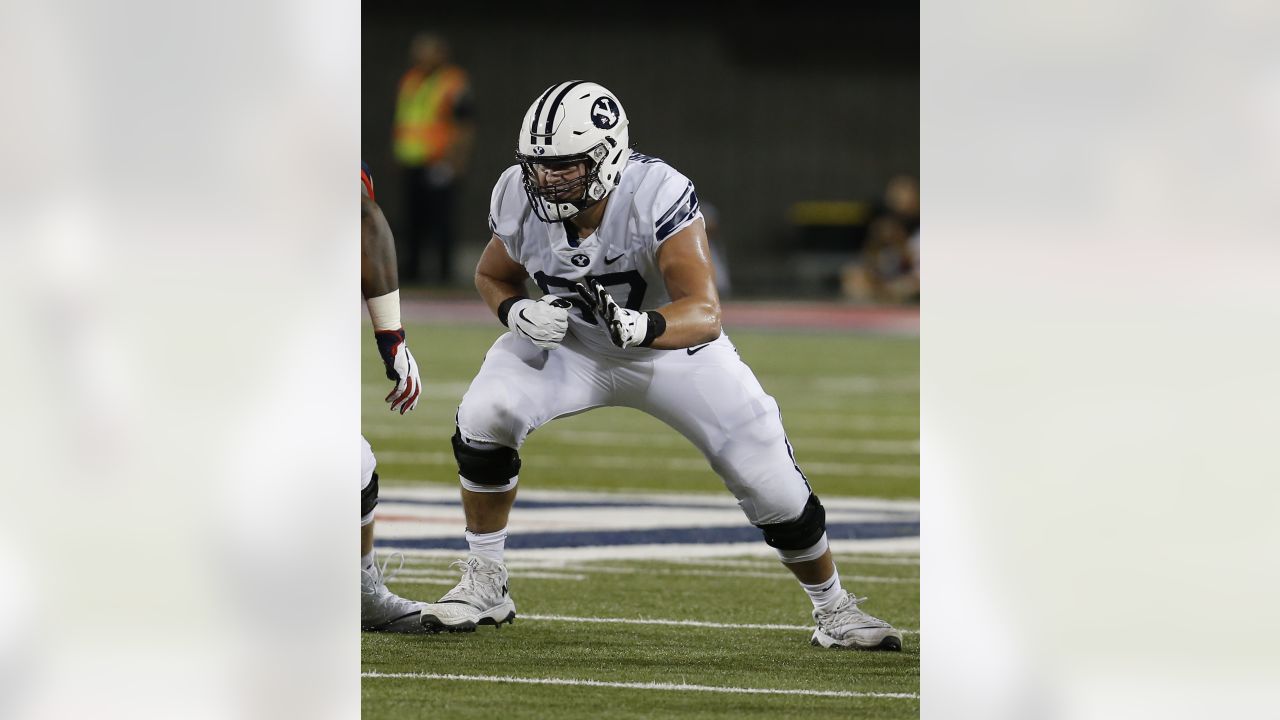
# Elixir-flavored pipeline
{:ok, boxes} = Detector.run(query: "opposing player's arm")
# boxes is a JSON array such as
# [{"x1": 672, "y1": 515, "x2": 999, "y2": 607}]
[
  {"x1": 361, "y1": 192, "x2": 420, "y2": 414},
  {"x1": 650, "y1": 218, "x2": 722, "y2": 349},
  {"x1": 361, "y1": 195, "x2": 398, "y2": 299}
]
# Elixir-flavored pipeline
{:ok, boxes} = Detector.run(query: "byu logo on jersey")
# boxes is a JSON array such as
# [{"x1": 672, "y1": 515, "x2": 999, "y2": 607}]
[
  {"x1": 570, "y1": 253, "x2": 590, "y2": 267},
  {"x1": 591, "y1": 97, "x2": 620, "y2": 129}
]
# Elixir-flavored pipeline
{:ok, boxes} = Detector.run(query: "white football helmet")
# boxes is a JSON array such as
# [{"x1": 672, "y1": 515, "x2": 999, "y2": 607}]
[{"x1": 516, "y1": 81, "x2": 630, "y2": 222}]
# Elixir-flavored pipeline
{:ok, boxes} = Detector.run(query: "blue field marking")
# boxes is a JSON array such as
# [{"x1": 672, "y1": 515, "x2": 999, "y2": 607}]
[
  {"x1": 376, "y1": 521, "x2": 919, "y2": 551},
  {"x1": 382, "y1": 495, "x2": 921, "y2": 518}
]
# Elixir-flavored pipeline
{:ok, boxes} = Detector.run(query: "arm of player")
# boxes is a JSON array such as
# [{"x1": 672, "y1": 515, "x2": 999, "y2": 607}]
[
  {"x1": 575, "y1": 218, "x2": 721, "y2": 350},
  {"x1": 475, "y1": 234, "x2": 529, "y2": 314},
  {"x1": 650, "y1": 218, "x2": 722, "y2": 349},
  {"x1": 362, "y1": 194, "x2": 421, "y2": 414},
  {"x1": 475, "y1": 235, "x2": 569, "y2": 349}
]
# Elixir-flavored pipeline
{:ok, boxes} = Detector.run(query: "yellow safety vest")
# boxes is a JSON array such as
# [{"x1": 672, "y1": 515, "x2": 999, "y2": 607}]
[{"x1": 393, "y1": 66, "x2": 467, "y2": 166}]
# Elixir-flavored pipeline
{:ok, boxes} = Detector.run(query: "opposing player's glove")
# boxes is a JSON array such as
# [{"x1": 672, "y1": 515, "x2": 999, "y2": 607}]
[
  {"x1": 375, "y1": 329, "x2": 421, "y2": 414},
  {"x1": 509, "y1": 296, "x2": 570, "y2": 350},
  {"x1": 574, "y1": 279, "x2": 662, "y2": 349}
]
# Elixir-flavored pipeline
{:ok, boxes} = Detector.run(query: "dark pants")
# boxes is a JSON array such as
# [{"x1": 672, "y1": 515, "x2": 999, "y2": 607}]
[{"x1": 402, "y1": 165, "x2": 457, "y2": 284}]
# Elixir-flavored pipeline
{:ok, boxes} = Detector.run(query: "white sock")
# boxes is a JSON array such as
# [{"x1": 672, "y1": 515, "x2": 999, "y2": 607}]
[
  {"x1": 800, "y1": 569, "x2": 844, "y2": 611},
  {"x1": 361, "y1": 551, "x2": 375, "y2": 571},
  {"x1": 465, "y1": 528, "x2": 508, "y2": 564}
]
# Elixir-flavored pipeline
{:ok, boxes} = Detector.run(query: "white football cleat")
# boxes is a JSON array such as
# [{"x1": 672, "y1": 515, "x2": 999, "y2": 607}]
[
  {"x1": 361, "y1": 554, "x2": 441, "y2": 634},
  {"x1": 810, "y1": 591, "x2": 903, "y2": 651},
  {"x1": 421, "y1": 555, "x2": 516, "y2": 630}
]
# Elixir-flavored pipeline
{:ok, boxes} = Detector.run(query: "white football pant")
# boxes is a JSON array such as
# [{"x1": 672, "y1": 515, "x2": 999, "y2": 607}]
[
  {"x1": 456, "y1": 332, "x2": 812, "y2": 525},
  {"x1": 361, "y1": 434, "x2": 377, "y2": 527}
]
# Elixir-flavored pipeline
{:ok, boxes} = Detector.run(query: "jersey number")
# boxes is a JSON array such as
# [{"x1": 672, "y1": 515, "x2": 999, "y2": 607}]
[{"x1": 533, "y1": 270, "x2": 647, "y2": 325}]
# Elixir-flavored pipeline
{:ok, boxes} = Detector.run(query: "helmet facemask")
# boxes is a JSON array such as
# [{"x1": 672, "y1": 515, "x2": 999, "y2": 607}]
[
  {"x1": 516, "y1": 141, "x2": 612, "y2": 223},
  {"x1": 515, "y1": 81, "x2": 630, "y2": 222}
]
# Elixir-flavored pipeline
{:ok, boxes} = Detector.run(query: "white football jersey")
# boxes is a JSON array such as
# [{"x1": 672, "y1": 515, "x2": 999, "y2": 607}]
[{"x1": 489, "y1": 152, "x2": 705, "y2": 357}]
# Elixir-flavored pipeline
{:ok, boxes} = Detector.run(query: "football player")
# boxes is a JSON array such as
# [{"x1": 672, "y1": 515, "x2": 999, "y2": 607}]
[
  {"x1": 420, "y1": 83, "x2": 902, "y2": 650},
  {"x1": 360, "y1": 165, "x2": 463, "y2": 632}
]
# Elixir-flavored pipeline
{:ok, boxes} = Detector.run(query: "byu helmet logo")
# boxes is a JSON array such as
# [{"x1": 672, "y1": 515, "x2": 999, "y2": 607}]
[
  {"x1": 591, "y1": 97, "x2": 620, "y2": 129},
  {"x1": 533, "y1": 146, "x2": 546, "y2": 155}
]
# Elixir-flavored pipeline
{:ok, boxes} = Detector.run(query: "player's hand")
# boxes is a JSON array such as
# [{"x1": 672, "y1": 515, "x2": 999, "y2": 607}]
[
  {"x1": 510, "y1": 296, "x2": 570, "y2": 350},
  {"x1": 375, "y1": 329, "x2": 421, "y2": 414},
  {"x1": 575, "y1": 279, "x2": 649, "y2": 349}
]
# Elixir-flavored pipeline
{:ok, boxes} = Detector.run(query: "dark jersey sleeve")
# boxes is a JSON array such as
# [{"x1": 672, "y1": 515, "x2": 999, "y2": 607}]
[{"x1": 361, "y1": 161, "x2": 375, "y2": 201}]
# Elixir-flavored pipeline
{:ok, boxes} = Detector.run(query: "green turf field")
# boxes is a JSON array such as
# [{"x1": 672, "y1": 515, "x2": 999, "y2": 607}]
[{"x1": 362, "y1": 320, "x2": 919, "y2": 719}]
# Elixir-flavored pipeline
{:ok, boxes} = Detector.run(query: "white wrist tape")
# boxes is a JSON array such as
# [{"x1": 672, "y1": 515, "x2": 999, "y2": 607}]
[{"x1": 365, "y1": 290, "x2": 402, "y2": 331}]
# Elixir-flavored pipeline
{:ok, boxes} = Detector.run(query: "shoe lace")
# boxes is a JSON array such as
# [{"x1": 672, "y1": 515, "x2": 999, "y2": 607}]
[
  {"x1": 379, "y1": 552, "x2": 406, "y2": 583},
  {"x1": 824, "y1": 593, "x2": 891, "y2": 628},
  {"x1": 361, "y1": 552, "x2": 407, "y2": 595},
  {"x1": 817, "y1": 592, "x2": 867, "y2": 618},
  {"x1": 841, "y1": 594, "x2": 869, "y2": 611},
  {"x1": 447, "y1": 556, "x2": 502, "y2": 596},
  {"x1": 448, "y1": 557, "x2": 480, "y2": 594}
]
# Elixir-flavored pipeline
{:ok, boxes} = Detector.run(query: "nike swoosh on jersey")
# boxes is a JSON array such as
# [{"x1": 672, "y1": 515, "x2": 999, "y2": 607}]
[
  {"x1": 686, "y1": 343, "x2": 713, "y2": 355},
  {"x1": 604, "y1": 253, "x2": 624, "y2": 265}
]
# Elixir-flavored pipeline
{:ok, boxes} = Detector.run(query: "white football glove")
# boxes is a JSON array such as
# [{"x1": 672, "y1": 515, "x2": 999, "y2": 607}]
[
  {"x1": 374, "y1": 329, "x2": 421, "y2": 414},
  {"x1": 509, "y1": 296, "x2": 570, "y2": 350},
  {"x1": 575, "y1": 279, "x2": 650, "y2": 349}
]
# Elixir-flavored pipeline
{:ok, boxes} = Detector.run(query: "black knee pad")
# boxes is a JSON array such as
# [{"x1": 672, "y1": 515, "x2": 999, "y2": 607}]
[
  {"x1": 361, "y1": 471, "x2": 379, "y2": 519},
  {"x1": 757, "y1": 493, "x2": 827, "y2": 550},
  {"x1": 452, "y1": 428, "x2": 521, "y2": 487}
]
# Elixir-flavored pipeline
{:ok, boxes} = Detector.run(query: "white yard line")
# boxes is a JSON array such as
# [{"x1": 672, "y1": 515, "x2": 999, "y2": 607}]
[
  {"x1": 665, "y1": 556, "x2": 920, "y2": 568},
  {"x1": 383, "y1": 578, "x2": 457, "y2": 586},
  {"x1": 373, "y1": 451, "x2": 918, "y2": 478},
  {"x1": 519, "y1": 613, "x2": 918, "y2": 636},
  {"x1": 395, "y1": 568, "x2": 587, "y2": 581},
  {"x1": 390, "y1": 567, "x2": 460, "y2": 577},
  {"x1": 395, "y1": 561, "x2": 914, "y2": 585},
  {"x1": 383, "y1": 537, "x2": 921, "y2": 562},
  {"x1": 830, "y1": 556, "x2": 920, "y2": 566},
  {"x1": 516, "y1": 565, "x2": 918, "y2": 585},
  {"x1": 360, "y1": 671, "x2": 918, "y2": 700},
  {"x1": 787, "y1": 438, "x2": 918, "y2": 455},
  {"x1": 780, "y1": 414, "x2": 918, "y2": 431}
]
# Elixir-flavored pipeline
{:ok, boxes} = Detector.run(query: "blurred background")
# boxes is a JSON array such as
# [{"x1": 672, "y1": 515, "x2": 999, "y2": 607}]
[{"x1": 361, "y1": 0, "x2": 919, "y2": 302}]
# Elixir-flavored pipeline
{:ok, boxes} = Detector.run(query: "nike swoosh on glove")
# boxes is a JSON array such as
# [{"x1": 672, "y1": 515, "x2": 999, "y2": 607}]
[
  {"x1": 510, "y1": 296, "x2": 570, "y2": 350},
  {"x1": 574, "y1": 279, "x2": 649, "y2": 349},
  {"x1": 375, "y1": 329, "x2": 421, "y2": 414}
]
